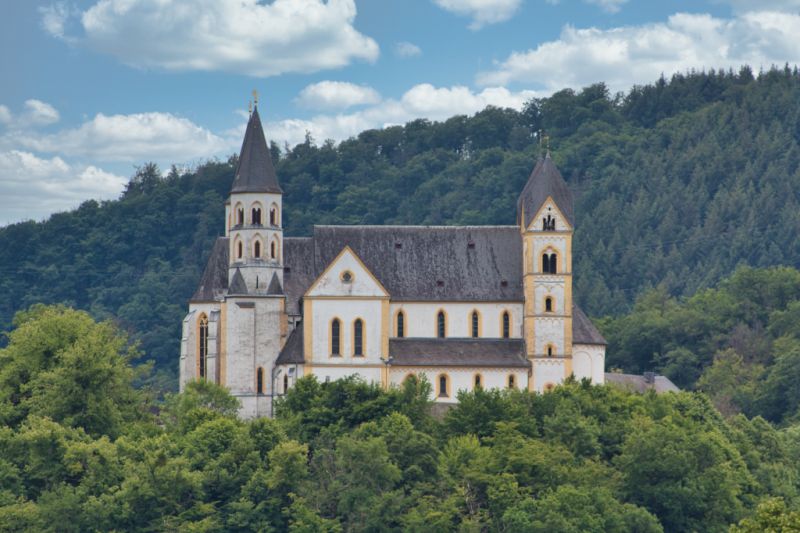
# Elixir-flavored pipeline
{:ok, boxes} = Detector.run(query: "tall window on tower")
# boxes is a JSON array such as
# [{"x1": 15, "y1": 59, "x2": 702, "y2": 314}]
[
  {"x1": 331, "y1": 318, "x2": 341, "y2": 356},
  {"x1": 502, "y1": 311, "x2": 510, "y2": 338},
  {"x1": 254, "y1": 240, "x2": 261, "y2": 258},
  {"x1": 353, "y1": 319, "x2": 364, "y2": 356},
  {"x1": 252, "y1": 207, "x2": 262, "y2": 225},
  {"x1": 396, "y1": 311, "x2": 405, "y2": 338},
  {"x1": 237, "y1": 207, "x2": 244, "y2": 225},
  {"x1": 545, "y1": 297, "x2": 553, "y2": 312},
  {"x1": 270, "y1": 206, "x2": 278, "y2": 226},
  {"x1": 542, "y1": 252, "x2": 557, "y2": 273},
  {"x1": 257, "y1": 367, "x2": 264, "y2": 394},
  {"x1": 198, "y1": 315, "x2": 208, "y2": 379},
  {"x1": 471, "y1": 310, "x2": 480, "y2": 338},
  {"x1": 437, "y1": 311, "x2": 446, "y2": 338}
]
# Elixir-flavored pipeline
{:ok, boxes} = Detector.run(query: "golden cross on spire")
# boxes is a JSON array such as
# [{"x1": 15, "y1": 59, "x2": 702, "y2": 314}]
[{"x1": 252, "y1": 89, "x2": 259, "y2": 107}]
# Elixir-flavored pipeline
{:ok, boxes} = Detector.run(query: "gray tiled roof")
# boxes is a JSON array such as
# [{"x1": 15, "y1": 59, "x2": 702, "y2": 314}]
[
  {"x1": 283, "y1": 237, "x2": 316, "y2": 315},
  {"x1": 276, "y1": 327, "x2": 304, "y2": 365},
  {"x1": 604, "y1": 373, "x2": 680, "y2": 393},
  {"x1": 230, "y1": 107, "x2": 282, "y2": 194},
  {"x1": 517, "y1": 152, "x2": 574, "y2": 229},
  {"x1": 229, "y1": 268, "x2": 248, "y2": 294},
  {"x1": 573, "y1": 305, "x2": 607, "y2": 345},
  {"x1": 311, "y1": 225, "x2": 523, "y2": 301},
  {"x1": 266, "y1": 272, "x2": 283, "y2": 295},
  {"x1": 389, "y1": 338, "x2": 530, "y2": 367},
  {"x1": 190, "y1": 237, "x2": 229, "y2": 302}
]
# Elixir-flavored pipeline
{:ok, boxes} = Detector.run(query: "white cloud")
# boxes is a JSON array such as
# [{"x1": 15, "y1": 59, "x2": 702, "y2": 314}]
[
  {"x1": 43, "y1": 0, "x2": 379, "y2": 77},
  {"x1": 395, "y1": 41, "x2": 422, "y2": 58},
  {"x1": 14, "y1": 112, "x2": 231, "y2": 163},
  {"x1": 0, "y1": 150, "x2": 126, "y2": 225},
  {"x1": 0, "y1": 106, "x2": 11, "y2": 125},
  {"x1": 432, "y1": 0, "x2": 522, "y2": 29},
  {"x1": 39, "y1": 2, "x2": 71, "y2": 39},
  {"x1": 268, "y1": 83, "x2": 538, "y2": 147},
  {"x1": 24, "y1": 99, "x2": 60, "y2": 125},
  {"x1": 295, "y1": 81, "x2": 381, "y2": 111},
  {"x1": 478, "y1": 11, "x2": 800, "y2": 93},
  {"x1": 585, "y1": 0, "x2": 629, "y2": 13}
]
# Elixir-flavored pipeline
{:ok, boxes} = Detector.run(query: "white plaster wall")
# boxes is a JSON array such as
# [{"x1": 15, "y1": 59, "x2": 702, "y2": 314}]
[
  {"x1": 229, "y1": 192, "x2": 283, "y2": 271},
  {"x1": 532, "y1": 359, "x2": 566, "y2": 392},
  {"x1": 224, "y1": 297, "x2": 284, "y2": 401},
  {"x1": 390, "y1": 302, "x2": 523, "y2": 338},
  {"x1": 389, "y1": 367, "x2": 529, "y2": 403},
  {"x1": 238, "y1": 394, "x2": 273, "y2": 419},
  {"x1": 311, "y1": 299, "x2": 383, "y2": 363},
  {"x1": 534, "y1": 281, "x2": 565, "y2": 314},
  {"x1": 307, "y1": 250, "x2": 387, "y2": 297},
  {"x1": 533, "y1": 316, "x2": 565, "y2": 355},
  {"x1": 311, "y1": 366, "x2": 383, "y2": 384},
  {"x1": 274, "y1": 365, "x2": 303, "y2": 395},
  {"x1": 573, "y1": 344, "x2": 605, "y2": 384}
]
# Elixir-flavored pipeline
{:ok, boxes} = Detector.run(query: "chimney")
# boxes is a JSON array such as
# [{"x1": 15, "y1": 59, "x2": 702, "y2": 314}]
[{"x1": 643, "y1": 372, "x2": 656, "y2": 385}]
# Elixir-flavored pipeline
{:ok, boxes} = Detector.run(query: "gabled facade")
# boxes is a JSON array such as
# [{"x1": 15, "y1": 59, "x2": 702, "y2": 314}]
[{"x1": 180, "y1": 107, "x2": 606, "y2": 418}]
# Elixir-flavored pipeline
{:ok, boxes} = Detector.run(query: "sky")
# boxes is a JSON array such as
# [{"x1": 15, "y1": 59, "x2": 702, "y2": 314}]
[{"x1": 2, "y1": 0, "x2": 800, "y2": 225}]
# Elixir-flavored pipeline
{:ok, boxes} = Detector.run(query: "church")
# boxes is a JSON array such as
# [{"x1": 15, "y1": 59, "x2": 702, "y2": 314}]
[{"x1": 180, "y1": 104, "x2": 606, "y2": 418}]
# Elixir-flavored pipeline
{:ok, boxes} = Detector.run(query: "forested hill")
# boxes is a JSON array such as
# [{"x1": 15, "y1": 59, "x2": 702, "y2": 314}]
[{"x1": 2, "y1": 66, "x2": 800, "y2": 384}]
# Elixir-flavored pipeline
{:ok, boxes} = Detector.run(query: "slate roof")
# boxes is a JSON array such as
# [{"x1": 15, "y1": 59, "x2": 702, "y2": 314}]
[
  {"x1": 276, "y1": 327, "x2": 304, "y2": 365},
  {"x1": 229, "y1": 268, "x2": 248, "y2": 294},
  {"x1": 230, "y1": 107, "x2": 282, "y2": 194},
  {"x1": 517, "y1": 152, "x2": 574, "y2": 229},
  {"x1": 266, "y1": 272, "x2": 283, "y2": 295},
  {"x1": 572, "y1": 305, "x2": 607, "y2": 345},
  {"x1": 389, "y1": 338, "x2": 530, "y2": 367},
  {"x1": 311, "y1": 225, "x2": 523, "y2": 301},
  {"x1": 604, "y1": 373, "x2": 680, "y2": 394},
  {"x1": 190, "y1": 237, "x2": 229, "y2": 302},
  {"x1": 283, "y1": 237, "x2": 316, "y2": 315}
]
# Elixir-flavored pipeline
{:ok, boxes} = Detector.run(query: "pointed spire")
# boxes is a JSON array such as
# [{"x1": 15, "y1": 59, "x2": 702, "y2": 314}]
[
  {"x1": 231, "y1": 105, "x2": 282, "y2": 194},
  {"x1": 517, "y1": 150, "x2": 574, "y2": 228},
  {"x1": 229, "y1": 267, "x2": 248, "y2": 294},
  {"x1": 266, "y1": 272, "x2": 283, "y2": 295}
]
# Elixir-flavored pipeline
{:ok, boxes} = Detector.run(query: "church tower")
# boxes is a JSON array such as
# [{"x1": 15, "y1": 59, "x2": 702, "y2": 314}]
[
  {"x1": 517, "y1": 152, "x2": 575, "y2": 392},
  {"x1": 227, "y1": 104, "x2": 284, "y2": 294}
]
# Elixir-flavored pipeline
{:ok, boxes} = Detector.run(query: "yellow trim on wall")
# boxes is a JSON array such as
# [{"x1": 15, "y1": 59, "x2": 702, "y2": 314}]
[
  {"x1": 469, "y1": 308, "x2": 483, "y2": 338},
  {"x1": 304, "y1": 245, "x2": 390, "y2": 297},
  {"x1": 329, "y1": 316, "x2": 343, "y2": 358},
  {"x1": 435, "y1": 308, "x2": 449, "y2": 338},
  {"x1": 219, "y1": 303, "x2": 227, "y2": 386},
  {"x1": 303, "y1": 299, "x2": 313, "y2": 363},
  {"x1": 351, "y1": 317, "x2": 365, "y2": 357}
]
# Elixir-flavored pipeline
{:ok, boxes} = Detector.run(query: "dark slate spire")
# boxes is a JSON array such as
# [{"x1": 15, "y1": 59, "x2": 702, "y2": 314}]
[
  {"x1": 229, "y1": 268, "x2": 248, "y2": 294},
  {"x1": 231, "y1": 106, "x2": 282, "y2": 194},
  {"x1": 517, "y1": 151, "x2": 574, "y2": 229},
  {"x1": 266, "y1": 272, "x2": 284, "y2": 295}
]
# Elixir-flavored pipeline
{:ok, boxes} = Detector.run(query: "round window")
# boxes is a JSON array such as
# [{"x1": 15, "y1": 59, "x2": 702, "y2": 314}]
[{"x1": 341, "y1": 271, "x2": 353, "y2": 283}]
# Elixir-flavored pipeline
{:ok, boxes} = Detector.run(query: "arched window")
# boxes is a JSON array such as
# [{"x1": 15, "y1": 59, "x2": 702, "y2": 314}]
[
  {"x1": 542, "y1": 253, "x2": 550, "y2": 273},
  {"x1": 545, "y1": 297, "x2": 553, "y2": 312},
  {"x1": 254, "y1": 240, "x2": 261, "y2": 258},
  {"x1": 502, "y1": 311, "x2": 510, "y2": 338},
  {"x1": 252, "y1": 207, "x2": 262, "y2": 225},
  {"x1": 508, "y1": 374, "x2": 516, "y2": 389},
  {"x1": 550, "y1": 254, "x2": 557, "y2": 273},
  {"x1": 198, "y1": 314, "x2": 208, "y2": 379},
  {"x1": 283, "y1": 374, "x2": 289, "y2": 393},
  {"x1": 474, "y1": 374, "x2": 482, "y2": 389},
  {"x1": 546, "y1": 344, "x2": 555, "y2": 357},
  {"x1": 471, "y1": 310, "x2": 480, "y2": 338},
  {"x1": 353, "y1": 319, "x2": 364, "y2": 356},
  {"x1": 269, "y1": 207, "x2": 277, "y2": 226},
  {"x1": 437, "y1": 311, "x2": 446, "y2": 338},
  {"x1": 438, "y1": 374, "x2": 449, "y2": 397},
  {"x1": 331, "y1": 319, "x2": 341, "y2": 356},
  {"x1": 396, "y1": 311, "x2": 405, "y2": 338},
  {"x1": 237, "y1": 207, "x2": 244, "y2": 225},
  {"x1": 270, "y1": 240, "x2": 277, "y2": 259},
  {"x1": 257, "y1": 367, "x2": 264, "y2": 394},
  {"x1": 237, "y1": 241, "x2": 243, "y2": 259}
]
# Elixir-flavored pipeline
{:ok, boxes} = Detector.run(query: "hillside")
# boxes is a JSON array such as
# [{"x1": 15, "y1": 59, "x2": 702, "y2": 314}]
[{"x1": 2, "y1": 66, "x2": 800, "y2": 385}]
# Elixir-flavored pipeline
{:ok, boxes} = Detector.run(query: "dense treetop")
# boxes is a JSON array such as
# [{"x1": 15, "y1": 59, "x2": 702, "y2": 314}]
[
  {"x1": 2, "y1": 305, "x2": 800, "y2": 531},
  {"x1": 1, "y1": 66, "x2": 800, "y2": 385}
]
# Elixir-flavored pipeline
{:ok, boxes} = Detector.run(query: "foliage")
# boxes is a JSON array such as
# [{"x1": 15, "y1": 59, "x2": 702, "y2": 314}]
[{"x1": 3, "y1": 68, "x2": 800, "y2": 391}]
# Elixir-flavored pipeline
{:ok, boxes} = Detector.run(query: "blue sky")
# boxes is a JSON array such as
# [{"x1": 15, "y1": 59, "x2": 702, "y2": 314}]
[{"x1": 1, "y1": 0, "x2": 798, "y2": 225}]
